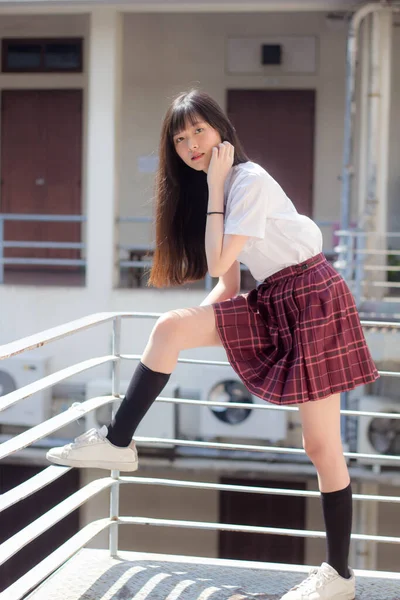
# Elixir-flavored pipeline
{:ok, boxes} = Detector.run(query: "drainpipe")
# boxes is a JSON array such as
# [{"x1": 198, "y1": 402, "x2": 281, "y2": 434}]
[
  {"x1": 339, "y1": 0, "x2": 393, "y2": 462},
  {"x1": 340, "y1": 1, "x2": 393, "y2": 233}
]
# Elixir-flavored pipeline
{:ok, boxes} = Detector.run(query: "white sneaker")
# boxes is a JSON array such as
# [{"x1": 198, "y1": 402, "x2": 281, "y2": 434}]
[
  {"x1": 280, "y1": 563, "x2": 355, "y2": 599},
  {"x1": 46, "y1": 426, "x2": 139, "y2": 471}
]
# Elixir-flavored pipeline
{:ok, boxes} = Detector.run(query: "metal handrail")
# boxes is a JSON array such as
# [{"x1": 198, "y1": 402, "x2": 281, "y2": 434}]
[
  {"x1": 0, "y1": 311, "x2": 399, "y2": 600},
  {"x1": 116, "y1": 218, "x2": 338, "y2": 291},
  {"x1": 0, "y1": 215, "x2": 338, "y2": 291},
  {"x1": 335, "y1": 228, "x2": 400, "y2": 305},
  {"x1": 0, "y1": 214, "x2": 87, "y2": 284}
]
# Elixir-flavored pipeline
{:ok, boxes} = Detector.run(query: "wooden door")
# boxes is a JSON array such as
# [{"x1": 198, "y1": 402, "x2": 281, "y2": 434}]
[
  {"x1": 1, "y1": 89, "x2": 82, "y2": 267},
  {"x1": 227, "y1": 89, "x2": 315, "y2": 217},
  {"x1": 219, "y1": 477, "x2": 306, "y2": 564}
]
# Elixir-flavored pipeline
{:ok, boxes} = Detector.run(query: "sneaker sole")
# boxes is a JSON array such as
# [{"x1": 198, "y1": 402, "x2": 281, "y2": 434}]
[{"x1": 46, "y1": 453, "x2": 138, "y2": 471}]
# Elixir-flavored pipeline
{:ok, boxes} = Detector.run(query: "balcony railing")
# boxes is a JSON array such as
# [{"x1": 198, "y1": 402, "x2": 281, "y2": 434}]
[
  {"x1": 0, "y1": 214, "x2": 86, "y2": 285},
  {"x1": 335, "y1": 229, "x2": 400, "y2": 306},
  {"x1": 0, "y1": 312, "x2": 399, "y2": 599},
  {"x1": 0, "y1": 214, "x2": 338, "y2": 291}
]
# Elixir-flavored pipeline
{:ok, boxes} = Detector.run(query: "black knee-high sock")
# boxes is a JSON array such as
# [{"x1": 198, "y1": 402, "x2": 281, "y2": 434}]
[
  {"x1": 106, "y1": 361, "x2": 171, "y2": 447},
  {"x1": 321, "y1": 482, "x2": 352, "y2": 579}
]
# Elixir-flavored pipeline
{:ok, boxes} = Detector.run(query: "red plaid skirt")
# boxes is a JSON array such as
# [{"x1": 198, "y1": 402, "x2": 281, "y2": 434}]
[{"x1": 212, "y1": 253, "x2": 379, "y2": 405}]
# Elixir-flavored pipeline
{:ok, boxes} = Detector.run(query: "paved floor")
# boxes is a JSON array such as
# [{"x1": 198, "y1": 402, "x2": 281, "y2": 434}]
[{"x1": 23, "y1": 549, "x2": 400, "y2": 600}]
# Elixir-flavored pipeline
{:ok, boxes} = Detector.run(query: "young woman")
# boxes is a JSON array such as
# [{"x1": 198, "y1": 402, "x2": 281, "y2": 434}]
[{"x1": 47, "y1": 89, "x2": 378, "y2": 600}]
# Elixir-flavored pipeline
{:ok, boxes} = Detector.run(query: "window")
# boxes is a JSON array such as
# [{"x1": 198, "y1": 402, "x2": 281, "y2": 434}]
[{"x1": 2, "y1": 38, "x2": 83, "y2": 73}]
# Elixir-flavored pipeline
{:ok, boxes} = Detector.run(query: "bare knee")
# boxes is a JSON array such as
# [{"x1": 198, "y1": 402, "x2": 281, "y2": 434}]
[
  {"x1": 302, "y1": 435, "x2": 343, "y2": 468},
  {"x1": 151, "y1": 310, "x2": 183, "y2": 344}
]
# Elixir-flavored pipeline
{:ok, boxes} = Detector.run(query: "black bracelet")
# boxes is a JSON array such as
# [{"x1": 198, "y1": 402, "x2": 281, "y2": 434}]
[{"x1": 207, "y1": 211, "x2": 224, "y2": 215}]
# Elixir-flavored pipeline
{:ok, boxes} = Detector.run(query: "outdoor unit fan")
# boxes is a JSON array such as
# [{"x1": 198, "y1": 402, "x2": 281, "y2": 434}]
[
  {"x1": 357, "y1": 395, "x2": 400, "y2": 467},
  {"x1": 0, "y1": 356, "x2": 51, "y2": 426},
  {"x1": 186, "y1": 365, "x2": 287, "y2": 442},
  {"x1": 208, "y1": 379, "x2": 254, "y2": 425}
]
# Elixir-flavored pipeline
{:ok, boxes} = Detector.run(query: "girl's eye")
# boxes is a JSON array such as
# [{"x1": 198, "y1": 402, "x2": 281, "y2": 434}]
[
  {"x1": 175, "y1": 137, "x2": 183, "y2": 144},
  {"x1": 195, "y1": 128, "x2": 204, "y2": 134}
]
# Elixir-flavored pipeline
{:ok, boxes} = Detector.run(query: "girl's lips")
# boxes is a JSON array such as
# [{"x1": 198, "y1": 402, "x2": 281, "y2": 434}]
[{"x1": 191, "y1": 153, "x2": 204, "y2": 161}]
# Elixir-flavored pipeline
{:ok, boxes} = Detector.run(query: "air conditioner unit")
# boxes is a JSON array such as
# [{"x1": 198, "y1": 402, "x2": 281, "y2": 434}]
[
  {"x1": 0, "y1": 355, "x2": 51, "y2": 426},
  {"x1": 178, "y1": 365, "x2": 287, "y2": 442},
  {"x1": 85, "y1": 379, "x2": 176, "y2": 447},
  {"x1": 357, "y1": 395, "x2": 400, "y2": 467}
]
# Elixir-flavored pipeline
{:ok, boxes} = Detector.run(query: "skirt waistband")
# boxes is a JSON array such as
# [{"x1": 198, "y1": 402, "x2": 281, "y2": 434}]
[{"x1": 260, "y1": 253, "x2": 327, "y2": 285}]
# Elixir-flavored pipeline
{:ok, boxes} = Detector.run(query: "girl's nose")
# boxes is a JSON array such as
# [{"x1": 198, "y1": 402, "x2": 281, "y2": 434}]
[{"x1": 188, "y1": 139, "x2": 199, "y2": 151}]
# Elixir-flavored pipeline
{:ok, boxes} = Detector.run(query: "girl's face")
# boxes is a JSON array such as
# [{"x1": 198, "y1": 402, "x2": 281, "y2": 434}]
[{"x1": 173, "y1": 117, "x2": 222, "y2": 173}]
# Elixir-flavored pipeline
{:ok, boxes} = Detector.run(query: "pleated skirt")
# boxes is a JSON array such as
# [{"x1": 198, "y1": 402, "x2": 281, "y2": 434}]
[{"x1": 212, "y1": 253, "x2": 379, "y2": 405}]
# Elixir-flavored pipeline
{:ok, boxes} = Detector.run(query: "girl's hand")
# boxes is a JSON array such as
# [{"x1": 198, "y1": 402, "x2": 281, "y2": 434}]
[{"x1": 207, "y1": 141, "x2": 234, "y2": 189}]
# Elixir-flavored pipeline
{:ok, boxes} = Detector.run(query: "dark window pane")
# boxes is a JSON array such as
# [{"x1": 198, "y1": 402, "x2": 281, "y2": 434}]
[
  {"x1": 6, "y1": 43, "x2": 41, "y2": 69},
  {"x1": 44, "y1": 42, "x2": 81, "y2": 70}
]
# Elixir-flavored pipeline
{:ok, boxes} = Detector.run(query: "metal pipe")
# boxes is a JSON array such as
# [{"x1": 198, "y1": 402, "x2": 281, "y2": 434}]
[
  {"x1": 0, "y1": 217, "x2": 4, "y2": 284},
  {"x1": 340, "y1": 2, "x2": 394, "y2": 231},
  {"x1": 109, "y1": 316, "x2": 122, "y2": 557}
]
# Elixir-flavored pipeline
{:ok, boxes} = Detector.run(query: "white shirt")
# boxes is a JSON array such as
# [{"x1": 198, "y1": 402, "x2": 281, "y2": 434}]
[{"x1": 223, "y1": 161, "x2": 323, "y2": 281}]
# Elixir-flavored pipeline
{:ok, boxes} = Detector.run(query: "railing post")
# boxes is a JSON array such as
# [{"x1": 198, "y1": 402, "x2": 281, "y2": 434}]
[
  {"x1": 0, "y1": 216, "x2": 4, "y2": 284},
  {"x1": 354, "y1": 231, "x2": 364, "y2": 307},
  {"x1": 345, "y1": 232, "x2": 354, "y2": 287},
  {"x1": 109, "y1": 315, "x2": 122, "y2": 557}
]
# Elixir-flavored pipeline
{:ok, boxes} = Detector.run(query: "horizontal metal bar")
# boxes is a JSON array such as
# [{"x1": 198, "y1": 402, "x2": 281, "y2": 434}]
[
  {"x1": 120, "y1": 261, "x2": 152, "y2": 268},
  {"x1": 1, "y1": 387, "x2": 393, "y2": 460},
  {"x1": 0, "y1": 312, "x2": 160, "y2": 361},
  {"x1": 133, "y1": 436, "x2": 400, "y2": 463},
  {"x1": 119, "y1": 516, "x2": 400, "y2": 544},
  {"x1": 0, "y1": 214, "x2": 86, "y2": 222},
  {"x1": 121, "y1": 476, "x2": 400, "y2": 504},
  {"x1": 360, "y1": 320, "x2": 400, "y2": 329},
  {"x1": 118, "y1": 244, "x2": 154, "y2": 251},
  {"x1": 336, "y1": 230, "x2": 400, "y2": 238},
  {"x1": 1, "y1": 313, "x2": 397, "y2": 362},
  {"x1": 0, "y1": 518, "x2": 111, "y2": 600},
  {"x1": 3, "y1": 241, "x2": 84, "y2": 249},
  {"x1": 0, "y1": 478, "x2": 114, "y2": 568},
  {"x1": 154, "y1": 395, "x2": 400, "y2": 419},
  {"x1": 0, "y1": 394, "x2": 115, "y2": 460},
  {"x1": 118, "y1": 216, "x2": 152, "y2": 223},
  {"x1": 0, "y1": 355, "x2": 116, "y2": 413},
  {"x1": 364, "y1": 265, "x2": 400, "y2": 272},
  {"x1": 369, "y1": 281, "x2": 400, "y2": 288},
  {"x1": 0, "y1": 258, "x2": 85, "y2": 266},
  {"x1": 354, "y1": 249, "x2": 400, "y2": 256},
  {"x1": 0, "y1": 465, "x2": 71, "y2": 514}
]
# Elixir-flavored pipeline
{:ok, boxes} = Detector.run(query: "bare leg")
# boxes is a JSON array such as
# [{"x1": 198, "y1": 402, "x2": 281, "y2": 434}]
[
  {"x1": 299, "y1": 393, "x2": 352, "y2": 579},
  {"x1": 141, "y1": 304, "x2": 223, "y2": 373},
  {"x1": 298, "y1": 393, "x2": 349, "y2": 493},
  {"x1": 106, "y1": 304, "x2": 223, "y2": 446}
]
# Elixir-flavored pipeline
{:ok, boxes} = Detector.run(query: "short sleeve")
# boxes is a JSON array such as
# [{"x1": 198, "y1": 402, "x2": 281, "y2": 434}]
[{"x1": 224, "y1": 172, "x2": 268, "y2": 239}]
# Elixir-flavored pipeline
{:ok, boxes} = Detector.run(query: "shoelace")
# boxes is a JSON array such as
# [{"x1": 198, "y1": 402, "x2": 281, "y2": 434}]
[
  {"x1": 70, "y1": 401, "x2": 86, "y2": 424},
  {"x1": 289, "y1": 567, "x2": 335, "y2": 595},
  {"x1": 61, "y1": 428, "x2": 104, "y2": 457}
]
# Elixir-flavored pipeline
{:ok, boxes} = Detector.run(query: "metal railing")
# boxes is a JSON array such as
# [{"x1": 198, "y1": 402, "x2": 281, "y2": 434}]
[
  {"x1": 335, "y1": 229, "x2": 400, "y2": 306},
  {"x1": 0, "y1": 312, "x2": 400, "y2": 599},
  {"x1": 0, "y1": 214, "x2": 86, "y2": 284},
  {"x1": 118, "y1": 217, "x2": 338, "y2": 291},
  {"x1": 0, "y1": 215, "x2": 338, "y2": 290}
]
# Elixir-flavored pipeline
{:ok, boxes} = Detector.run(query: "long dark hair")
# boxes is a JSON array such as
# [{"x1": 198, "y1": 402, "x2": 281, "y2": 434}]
[{"x1": 147, "y1": 89, "x2": 249, "y2": 288}]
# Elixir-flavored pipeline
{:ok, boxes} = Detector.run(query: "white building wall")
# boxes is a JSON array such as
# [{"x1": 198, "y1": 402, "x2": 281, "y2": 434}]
[
  {"x1": 0, "y1": 7, "x2": 399, "y2": 577},
  {"x1": 0, "y1": 11, "x2": 398, "y2": 360},
  {"x1": 120, "y1": 11, "x2": 348, "y2": 249}
]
